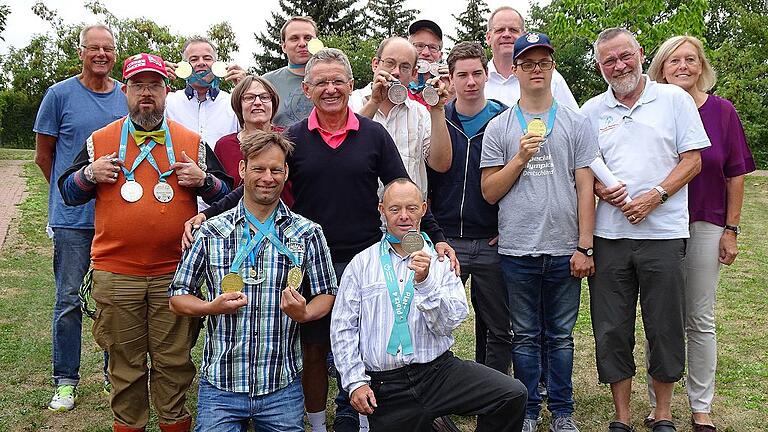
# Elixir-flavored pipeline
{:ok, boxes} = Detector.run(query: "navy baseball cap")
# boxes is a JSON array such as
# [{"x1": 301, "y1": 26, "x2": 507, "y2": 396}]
[
  {"x1": 408, "y1": 19, "x2": 443, "y2": 40},
  {"x1": 513, "y1": 32, "x2": 554, "y2": 61}
]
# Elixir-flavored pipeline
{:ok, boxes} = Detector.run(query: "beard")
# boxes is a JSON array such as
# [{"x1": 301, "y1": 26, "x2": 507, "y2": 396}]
[
  {"x1": 129, "y1": 103, "x2": 165, "y2": 130},
  {"x1": 603, "y1": 68, "x2": 642, "y2": 96}
]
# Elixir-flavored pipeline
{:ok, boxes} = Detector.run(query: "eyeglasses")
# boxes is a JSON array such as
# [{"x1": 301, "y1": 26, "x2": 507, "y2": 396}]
[
  {"x1": 242, "y1": 93, "x2": 273, "y2": 104},
  {"x1": 515, "y1": 60, "x2": 555, "y2": 72},
  {"x1": 600, "y1": 49, "x2": 638, "y2": 68},
  {"x1": 412, "y1": 42, "x2": 441, "y2": 53},
  {"x1": 81, "y1": 45, "x2": 116, "y2": 54},
  {"x1": 127, "y1": 82, "x2": 166, "y2": 93},
  {"x1": 491, "y1": 26, "x2": 522, "y2": 36},
  {"x1": 379, "y1": 58, "x2": 414, "y2": 75},
  {"x1": 305, "y1": 78, "x2": 350, "y2": 89}
]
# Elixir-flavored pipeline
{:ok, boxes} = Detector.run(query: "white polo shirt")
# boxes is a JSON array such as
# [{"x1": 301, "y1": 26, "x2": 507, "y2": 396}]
[
  {"x1": 349, "y1": 83, "x2": 432, "y2": 196},
  {"x1": 485, "y1": 58, "x2": 579, "y2": 109},
  {"x1": 581, "y1": 76, "x2": 710, "y2": 240},
  {"x1": 165, "y1": 86, "x2": 239, "y2": 149}
]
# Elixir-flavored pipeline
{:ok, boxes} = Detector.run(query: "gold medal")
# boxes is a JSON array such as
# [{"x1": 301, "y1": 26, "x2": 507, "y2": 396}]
[
  {"x1": 527, "y1": 118, "x2": 547, "y2": 137},
  {"x1": 401, "y1": 230, "x2": 424, "y2": 255},
  {"x1": 211, "y1": 61, "x2": 228, "y2": 78},
  {"x1": 287, "y1": 266, "x2": 303, "y2": 290},
  {"x1": 307, "y1": 38, "x2": 325, "y2": 55},
  {"x1": 175, "y1": 61, "x2": 193, "y2": 79},
  {"x1": 221, "y1": 273, "x2": 244, "y2": 293}
]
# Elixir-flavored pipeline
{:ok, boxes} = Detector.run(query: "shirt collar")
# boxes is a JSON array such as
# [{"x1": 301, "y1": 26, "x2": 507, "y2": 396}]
[
  {"x1": 307, "y1": 107, "x2": 360, "y2": 133},
  {"x1": 488, "y1": 57, "x2": 515, "y2": 83},
  {"x1": 184, "y1": 85, "x2": 220, "y2": 101},
  {"x1": 603, "y1": 75, "x2": 657, "y2": 108},
  {"x1": 207, "y1": 199, "x2": 292, "y2": 238}
]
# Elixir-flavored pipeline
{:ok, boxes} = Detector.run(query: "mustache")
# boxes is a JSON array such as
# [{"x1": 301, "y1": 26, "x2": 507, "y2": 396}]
[{"x1": 129, "y1": 103, "x2": 165, "y2": 130}]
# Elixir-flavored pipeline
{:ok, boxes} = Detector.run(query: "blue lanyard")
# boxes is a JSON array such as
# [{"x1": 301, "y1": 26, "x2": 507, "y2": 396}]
[
  {"x1": 514, "y1": 99, "x2": 558, "y2": 137},
  {"x1": 229, "y1": 209, "x2": 276, "y2": 275},
  {"x1": 119, "y1": 118, "x2": 175, "y2": 182},
  {"x1": 244, "y1": 207, "x2": 300, "y2": 267},
  {"x1": 186, "y1": 69, "x2": 221, "y2": 90},
  {"x1": 380, "y1": 231, "x2": 434, "y2": 356},
  {"x1": 408, "y1": 72, "x2": 427, "y2": 93}
]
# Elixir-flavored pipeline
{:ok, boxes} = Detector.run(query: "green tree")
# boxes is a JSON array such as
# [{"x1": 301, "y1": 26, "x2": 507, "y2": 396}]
[
  {"x1": 449, "y1": 0, "x2": 491, "y2": 48},
  {"x1": 252, "y1": 0, "x2": 364, "y2": 74},
  {"x1": 321, "y1": 32, "x2": 378, "y2": 89},
  {"x1": 365, "y1": 0, "x2": 417, "y2": 39},
  {"x1": 0, "y1": 4, "x2": 10, "y2": 41},
  {"x1": 207, "y1": 22, "x2": 239, "y2": 62}
]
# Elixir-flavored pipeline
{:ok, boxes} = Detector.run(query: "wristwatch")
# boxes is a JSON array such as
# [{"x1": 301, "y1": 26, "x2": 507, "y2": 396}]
[
  {"x1": 724, "y1": 225, "x2": 741, "y2": 236},
  {"x1": 576, "y1": 246, "x2": 594, "y2": 257},
  {"x1": 653, "y1": 185, "x2": 668, "y2": 204}
]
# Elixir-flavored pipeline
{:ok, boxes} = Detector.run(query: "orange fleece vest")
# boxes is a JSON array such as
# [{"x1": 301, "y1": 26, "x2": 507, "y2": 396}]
[{"x1": 90, "y1": 117, "x2": 200, "y2": 276}]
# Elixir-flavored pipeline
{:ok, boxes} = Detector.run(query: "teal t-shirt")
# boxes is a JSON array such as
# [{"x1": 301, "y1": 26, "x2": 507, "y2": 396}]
[{"x1": 457, "y1": 100, "x2": 504, "y2": 137}]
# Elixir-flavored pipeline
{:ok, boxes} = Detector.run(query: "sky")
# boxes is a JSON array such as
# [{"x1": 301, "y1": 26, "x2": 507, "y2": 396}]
[{"x1": 1, "y1": 0, "x2": 533, "y2": 67}]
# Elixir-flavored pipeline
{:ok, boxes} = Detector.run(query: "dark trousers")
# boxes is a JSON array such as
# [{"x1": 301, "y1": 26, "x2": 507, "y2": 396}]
[
  {"x1": 450, "y1": 237, "x2": 513, "y2": 374},
  {"x1": 367, "y1": 352, "x2": 527, "y2": 432}
]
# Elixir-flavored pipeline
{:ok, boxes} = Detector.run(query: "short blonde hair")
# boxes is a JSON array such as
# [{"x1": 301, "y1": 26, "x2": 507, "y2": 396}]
[{"x1": 648, "y1": 35, "x2": 716, "y2": 92}]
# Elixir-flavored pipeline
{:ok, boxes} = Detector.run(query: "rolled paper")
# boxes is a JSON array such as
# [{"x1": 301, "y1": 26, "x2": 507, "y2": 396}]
[{"x1": 589, "y1": 158, "x2": 632, "y2": 203}]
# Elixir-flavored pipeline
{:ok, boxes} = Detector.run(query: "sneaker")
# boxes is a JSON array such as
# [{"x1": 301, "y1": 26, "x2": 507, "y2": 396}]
[
  {"x1": 48, "y1": 385, "x2": 77, "y2": 412},
  {"x1": 550, "y1": 416, "x2": 580, "y2": 432},
  {"x1": 538, "y1": 381, "x2": 548, "y2": 400},
  {"x1": 102, "y1": 380, "x2": 112, "y2": 396},
  {"x1": 523, "y1": 418, "x2": 539, "y2": 432}
]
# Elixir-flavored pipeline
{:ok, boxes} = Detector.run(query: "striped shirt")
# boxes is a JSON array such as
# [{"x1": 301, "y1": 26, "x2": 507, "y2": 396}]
[
  {"x1": 330, "y1": 236, "x2": 468, "y2": 394},
  {"x1": 170, "y1": 200, "x2": 337, "y2": 396}
]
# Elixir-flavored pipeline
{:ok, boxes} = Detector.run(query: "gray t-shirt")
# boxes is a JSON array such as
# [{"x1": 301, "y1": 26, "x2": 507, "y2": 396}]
[
  {"x1": 480, "y1": 103, "x2": 599, "y2": 256},
  {"x1": 263, "y1": 66, "x2": 314, "y2": 128}
]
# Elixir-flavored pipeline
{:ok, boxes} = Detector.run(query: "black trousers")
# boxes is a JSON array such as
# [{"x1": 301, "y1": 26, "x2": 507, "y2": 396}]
[{"x1": 367, "y1": 351, "x2": 527, "y2": 432}]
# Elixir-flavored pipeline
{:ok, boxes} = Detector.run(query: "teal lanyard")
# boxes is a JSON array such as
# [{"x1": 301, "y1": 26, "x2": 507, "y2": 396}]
[
  {"x1": 118, "y1": 118, "x2": 176, "y2": 182},
  {"x1": 380, "y1": 232, "x2": 434, "y2": 356},
  {"x1": 229, "y1": 209, "x2": 276, "y2": 275},
  {"x1": 514, "y1": 99, "x2": 558, "y2": 137},
  {"x1": 244, "y1": 207, "x2": 300, "y2": 267}
]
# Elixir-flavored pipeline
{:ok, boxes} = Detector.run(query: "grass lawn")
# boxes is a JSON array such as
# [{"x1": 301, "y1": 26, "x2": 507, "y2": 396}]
[{"x1": 0, "y1": 157, "x2": 765, "y2": 431}]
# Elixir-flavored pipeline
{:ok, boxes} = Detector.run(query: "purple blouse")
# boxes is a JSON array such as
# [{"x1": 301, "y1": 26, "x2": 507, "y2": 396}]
[{"x1": 688, "y1": 95, "x2": 756, "y2": 226}]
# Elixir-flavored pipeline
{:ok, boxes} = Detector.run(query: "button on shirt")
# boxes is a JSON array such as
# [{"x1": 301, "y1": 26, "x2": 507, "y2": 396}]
[
  {"x1": 581, "y1": 77, "x2": 711, "y2": 240},
  {"x1": 330, "y1": 238, "x2": 468, "y2": 395},
  {"x1": 485, "y1": 58, "x2": 578, "y2": 110},
  {"x1": 165, "y1": 87, "x2": 239, "y2": 150},
  {"x1": 349, "y1": 83, "x2": 432, "y2": 196},
  {"x1": 169, "y1": 200, "x2": 337, "y2": 396}
]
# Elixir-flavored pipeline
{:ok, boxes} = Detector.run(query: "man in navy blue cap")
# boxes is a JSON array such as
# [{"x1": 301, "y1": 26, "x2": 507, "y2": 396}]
[{"x1": 481, "y1": 32, "x2": 599, "y2": 432}]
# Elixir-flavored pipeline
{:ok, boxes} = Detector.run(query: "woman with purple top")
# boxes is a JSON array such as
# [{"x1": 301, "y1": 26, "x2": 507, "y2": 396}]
[{"x1": 646, "y1": 35, "x2": 755, "y2": 432}]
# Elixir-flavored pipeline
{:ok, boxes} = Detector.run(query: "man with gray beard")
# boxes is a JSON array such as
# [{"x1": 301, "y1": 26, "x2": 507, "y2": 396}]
[{"x1": 58, "y1": 53, "x2": 232, "y2": 432}]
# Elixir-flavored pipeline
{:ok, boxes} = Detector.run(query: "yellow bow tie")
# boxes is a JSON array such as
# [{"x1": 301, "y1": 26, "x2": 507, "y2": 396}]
[{"x1": 132, "y1": 130, "x2": 166, "y2": 145}]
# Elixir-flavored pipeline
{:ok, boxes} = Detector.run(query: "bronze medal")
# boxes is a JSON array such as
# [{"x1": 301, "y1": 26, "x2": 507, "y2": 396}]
[
  {"x1": 401, "y1": 230, "x2": 424, "y2": 255},
  {"x1": 422, "y1": 85, "x2": 440, "y2": 106},
  {"x1": 527, "y1": 118, "x2": 547, "y2": 137},
  {"x1": 120, "y1": 180, "x2": 143, "y2": 203},
  {"x1": 287, "y1": 266, "x2": 303, "y2": 290},
  {"x1": 153, "y1": 182, "x2": 174, "y2": 203},
  {"x1": 221, "y1": 273, "x2": 244, "y2": 293}
]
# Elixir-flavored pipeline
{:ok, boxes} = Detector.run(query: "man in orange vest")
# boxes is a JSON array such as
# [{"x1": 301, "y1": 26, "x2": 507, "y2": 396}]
[{"x1": 58, "y1": 53, "x2": 232, "y2": 432}]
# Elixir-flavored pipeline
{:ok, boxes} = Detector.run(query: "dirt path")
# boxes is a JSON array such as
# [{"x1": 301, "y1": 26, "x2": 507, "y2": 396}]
[{"x1": 0, "y1": 160, "x2": 29, "y2": 250}]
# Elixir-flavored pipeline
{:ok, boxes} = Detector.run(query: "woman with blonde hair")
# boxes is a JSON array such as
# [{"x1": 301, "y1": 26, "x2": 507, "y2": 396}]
[{"x1": 646, "y1": 35, "x2": 755, "y2": 432}]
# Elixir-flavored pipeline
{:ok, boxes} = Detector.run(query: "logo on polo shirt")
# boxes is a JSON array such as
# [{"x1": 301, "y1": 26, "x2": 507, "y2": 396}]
[{"x1": 599, "y1": 115, "x2": 620, "y2": 133}]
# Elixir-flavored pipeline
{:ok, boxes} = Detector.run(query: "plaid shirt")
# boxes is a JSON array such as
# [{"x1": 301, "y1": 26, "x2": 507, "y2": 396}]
[{"x1": 170, "y1": 199, "x2": 337, "y2": 396}]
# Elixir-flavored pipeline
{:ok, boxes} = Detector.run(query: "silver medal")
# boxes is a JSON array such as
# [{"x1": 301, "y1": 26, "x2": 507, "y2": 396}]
[
  {"x1": 416, "y1": 59, "x2": 431, "y2": 74},
  {"x1": 387, "y1": 82, "x2": 408, "y2": 105},
  {"x1": 153, "y1": 182, "x2": 174, "y2": 203},
  {"x1": 120, "y1": 181, "x2": 143, "y2": 203},
  {"x1": 401, "y1": 230, "x2": 425, "y2": 254},
  {"x1": 422, "y1": 85, "x2": 440, "y2": 106},
  {"x1": 429, "y1": 62, "x2": 441, "y2": 77}
]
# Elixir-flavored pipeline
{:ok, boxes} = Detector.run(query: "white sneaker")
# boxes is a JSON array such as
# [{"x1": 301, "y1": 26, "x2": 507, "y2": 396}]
[
  {"x1": 550, "y1": 416, "x2": 580, "y2": 432},
  {"x1": 523, "y1": 418, "x2": 539, "y2": 432},
  {"x1": 48, "y1": 385, "x2": 77, "y2": 412}
]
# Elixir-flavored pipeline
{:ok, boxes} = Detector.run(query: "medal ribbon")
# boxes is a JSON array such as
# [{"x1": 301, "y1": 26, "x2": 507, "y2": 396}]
[
  {"x1": 384, "y1": 231, "x2": 433, "y2": 248},
  {"x1": 228, "y1": 208, "x2": 276, "y2": 276},
  {"x1": 514, "y1": 99, "x2": 558, "y2": 137},
  {"x1": 119, "y1": 118, "x2": 174, "y2": 182},
  {"x1": 125, "y1": 120, "x2": 176, "y2": 183},
  {"x1": 380, "y1": 232, "x2": 434, "y2": 356},
  {"x1": 185, "y1": 69, "x2": 221, "y2": 90},
  {"x1": 244, "y1": 207, "x2": 300, "y2": 267}
]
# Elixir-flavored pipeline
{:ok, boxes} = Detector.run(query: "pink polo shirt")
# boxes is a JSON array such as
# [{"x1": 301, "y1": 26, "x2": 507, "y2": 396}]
[{"x1": 307, "y1": 107, "x2": 360, "y2": 149}]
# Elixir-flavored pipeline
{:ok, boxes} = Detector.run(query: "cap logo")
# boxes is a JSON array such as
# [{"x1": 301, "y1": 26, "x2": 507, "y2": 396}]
[
  {"x1": 131, "y1": 54, "x2": 143, "y2": 61},
  {"x1": 526, "y1": 33, "x2": 540, "y2": 43},
  {"x1": 148, "y1": 55, "x2": 163, "y2": 67}
]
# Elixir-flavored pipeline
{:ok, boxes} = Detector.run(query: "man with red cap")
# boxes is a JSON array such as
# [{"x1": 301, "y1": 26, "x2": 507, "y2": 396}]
[{"x1": 58, "y1": 53, "x2": 232, "y2": 432}]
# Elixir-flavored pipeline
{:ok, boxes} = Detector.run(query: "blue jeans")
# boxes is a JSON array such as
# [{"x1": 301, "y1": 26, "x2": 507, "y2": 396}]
[
  {"x1": 501, "y1": 255, "x2": 580, "y2": 419},
  {"x1": 52, "y1": 227, "x2": 94, "y2": 386},
  {"x1": 195, "y1": 378, "x2": 304, "y2": 432}
]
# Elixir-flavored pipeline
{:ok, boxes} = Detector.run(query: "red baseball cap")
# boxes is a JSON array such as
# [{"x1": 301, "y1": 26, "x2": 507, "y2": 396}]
[{"x1": 122, "y1": 53, "x2": 168, "y2": 80}]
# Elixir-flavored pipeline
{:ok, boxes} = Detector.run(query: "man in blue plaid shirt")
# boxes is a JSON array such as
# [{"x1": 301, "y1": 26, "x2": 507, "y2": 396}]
[{"x1": 169, "y1": 131, "x2": 337, "y2": 431}]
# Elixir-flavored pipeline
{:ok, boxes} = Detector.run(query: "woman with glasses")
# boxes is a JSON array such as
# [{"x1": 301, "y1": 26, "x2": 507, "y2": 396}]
[
  {"x1": 214, "y1": 75, "x2": 283, "y2": 186},
  {"x1": 646, "y1": 35, "x2": 755, "y2": 432}
]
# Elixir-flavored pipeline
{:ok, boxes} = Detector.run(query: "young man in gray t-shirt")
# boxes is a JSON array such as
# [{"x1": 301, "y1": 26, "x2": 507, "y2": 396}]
[{"x1": 479, "y1": 33, "x2": 597, "y2": 432}]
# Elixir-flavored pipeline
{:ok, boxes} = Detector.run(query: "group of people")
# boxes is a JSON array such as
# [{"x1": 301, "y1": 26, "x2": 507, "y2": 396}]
[{"x1": 33, "y1": 5, "x2": 754, "y2": 432}]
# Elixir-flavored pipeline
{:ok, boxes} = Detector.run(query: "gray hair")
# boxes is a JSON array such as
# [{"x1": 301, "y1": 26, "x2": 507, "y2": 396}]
[
  {"x1": 593, "y1": 27, "x2": 641, "y2": 62},
  {"x1": 182, "y1": 36, "x2": 218, "y2": 61},
  {"x1": 304, "y1": 48, "x2": 354, "y2": 82},
  {"x1": 487, "y1": 6, "x2": 525, "y2": 32},
  {"x1": 79, "y1": 24, "x2": 114, "y2": 47}
]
